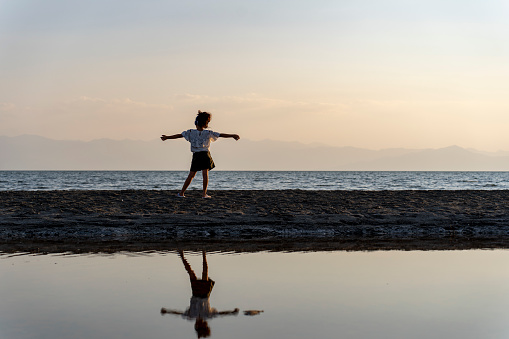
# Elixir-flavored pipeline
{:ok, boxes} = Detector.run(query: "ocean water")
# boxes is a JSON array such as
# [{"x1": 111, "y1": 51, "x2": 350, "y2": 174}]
[{"x1": 0, "y1": 171, "x2": 508, "y2": 191}]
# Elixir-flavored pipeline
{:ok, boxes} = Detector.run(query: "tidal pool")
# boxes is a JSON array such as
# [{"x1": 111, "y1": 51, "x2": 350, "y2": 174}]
[{"x1": 1, "y1": 249, "x2": 509, "y2": 339}]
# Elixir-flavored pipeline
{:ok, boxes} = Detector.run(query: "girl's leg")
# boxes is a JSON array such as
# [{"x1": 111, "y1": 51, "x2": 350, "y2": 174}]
[
  {"x1": 201, "y1": 250, "x2": 209, "y2": 280},
  {"x1": 180, "y1": 171, "x2": 197, "y2": 196},
  {"x1": 201, "y1": 169, "x2": 210, "y2": 198},
  {"x1": 178, "y1": 250, "x2": 197, "y2": 281}
]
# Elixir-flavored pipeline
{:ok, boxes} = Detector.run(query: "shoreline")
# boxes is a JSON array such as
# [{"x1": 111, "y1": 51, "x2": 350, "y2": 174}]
[{"x1": 2, "y1": 190, "x2": 509, "y2": 252}]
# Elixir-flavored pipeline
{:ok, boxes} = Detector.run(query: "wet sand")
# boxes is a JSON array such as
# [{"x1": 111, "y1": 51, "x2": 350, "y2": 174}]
[{"x1": 1, "y1": 190, "x2": 509, "y2": 253}]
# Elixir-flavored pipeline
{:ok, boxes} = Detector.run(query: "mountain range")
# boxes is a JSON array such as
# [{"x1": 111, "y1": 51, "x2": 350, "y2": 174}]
[{"x1": 1, "y1": 135, "x2": 508, "y2": 171}]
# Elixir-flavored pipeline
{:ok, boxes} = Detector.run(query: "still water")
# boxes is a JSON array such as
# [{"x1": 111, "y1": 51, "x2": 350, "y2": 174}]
[{"x1": 1, "y1": 250, "x2": 509, "y2": 339}]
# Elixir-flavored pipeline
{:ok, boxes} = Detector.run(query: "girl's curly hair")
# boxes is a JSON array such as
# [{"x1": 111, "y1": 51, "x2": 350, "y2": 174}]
[{"x1": 195, "y1": 110, "x2": 212, "y2": 127}]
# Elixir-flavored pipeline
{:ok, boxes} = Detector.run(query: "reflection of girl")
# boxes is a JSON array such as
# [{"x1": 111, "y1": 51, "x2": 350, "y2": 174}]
[{"x1": 161, "y1": 250, "x2": 239, "y2": 338}]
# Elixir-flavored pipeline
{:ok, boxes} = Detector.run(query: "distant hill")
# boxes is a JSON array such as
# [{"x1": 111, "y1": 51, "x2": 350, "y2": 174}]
[
  {"x1": 344, "y1": 145, "x2": 509, "y2": 171},
  {"x1": 1, "y1": 135, "x2": 508, "y2": 170}
]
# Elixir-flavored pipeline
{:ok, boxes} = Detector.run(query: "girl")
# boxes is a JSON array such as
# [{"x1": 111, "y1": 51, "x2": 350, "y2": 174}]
[{"x1": 161, "y1": 110, "x2": 240, "y2": 198}]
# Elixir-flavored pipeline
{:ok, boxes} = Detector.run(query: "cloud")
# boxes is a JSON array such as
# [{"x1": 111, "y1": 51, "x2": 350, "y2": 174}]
[
  {"x1": 0, "y1": 102, "x2": 16, "y2": 111},
  {"x1": 1, "y1": 93, "x2": 508, "y2": 152},
  {"x1": 0, "y1": 96, "x2": 176, "y2": 140},
  {"x1": 173, "y1": 92, "x2": 347, "y2": 116},
  {"x1": 73, "y1": 96, "x2": 173, "y2": 112}
]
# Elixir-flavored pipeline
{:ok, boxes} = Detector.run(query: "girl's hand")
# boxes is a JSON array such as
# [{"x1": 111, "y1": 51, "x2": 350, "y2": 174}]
[
  {"x1": 161, "y1": 135, "x2": 168, "y2": 141},
  {"x1": 233, "y1": 134, "x2": 240, "y2": 141}
]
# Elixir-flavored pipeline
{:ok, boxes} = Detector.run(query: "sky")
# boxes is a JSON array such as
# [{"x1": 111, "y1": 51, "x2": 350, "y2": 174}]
[{"x1": 1, "y1": 0, "x2": 509, "y2": 151}]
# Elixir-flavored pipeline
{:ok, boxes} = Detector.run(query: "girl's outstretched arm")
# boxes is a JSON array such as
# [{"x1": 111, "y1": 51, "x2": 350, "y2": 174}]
[
  {"x1": 161, "y1": 308, "x2": 184, "y2": 315},
  {"x1": 219, "y1": 133, "x2": 240, "y2": 141},
  {"x1": 218, "y1": 308, "x2": 240, "y2": 315},
  {"x1": 161, "y1": 134, "x2": 184, "y2": 141}
]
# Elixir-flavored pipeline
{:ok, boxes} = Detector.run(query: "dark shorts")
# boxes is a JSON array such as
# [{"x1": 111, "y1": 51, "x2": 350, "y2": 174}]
[
  {"x1": 191, "y1": 279, "x2": 215, "y2": 298},
  {"x1": 190, "y1": 151, "x2": 216, "y2": 172}
]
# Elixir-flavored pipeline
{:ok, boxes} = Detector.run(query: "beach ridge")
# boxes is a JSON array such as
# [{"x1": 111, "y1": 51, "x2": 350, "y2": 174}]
[{"x1": 1, "y1": 190, "x2": 509, "y2": 249}]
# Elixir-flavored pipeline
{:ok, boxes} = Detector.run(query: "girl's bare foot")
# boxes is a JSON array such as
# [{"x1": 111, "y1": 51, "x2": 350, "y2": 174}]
[
  {"x1": 176, "y1": 193, "x2": 185, "y2": 198},
  {"x1": 202, "y1": 194, "x2": 211, "y2": 199}
]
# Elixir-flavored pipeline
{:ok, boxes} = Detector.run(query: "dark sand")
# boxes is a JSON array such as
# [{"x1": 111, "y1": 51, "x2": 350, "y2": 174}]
[{"x1": 2, "y1": 190, "x2": 509, "y2": 253}]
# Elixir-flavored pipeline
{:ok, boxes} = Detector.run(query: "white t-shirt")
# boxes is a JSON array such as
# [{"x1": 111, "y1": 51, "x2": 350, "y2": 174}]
[
  {"x1": 181, "y1": 129, "x2": 220, "y2": 152},
  {"x1": 183, "y1": 297, "x2": 219, "y2": 320}
]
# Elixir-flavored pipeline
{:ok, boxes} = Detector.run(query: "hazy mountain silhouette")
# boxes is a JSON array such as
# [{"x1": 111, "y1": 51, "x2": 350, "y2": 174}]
[
  {"x1": 345, "y1": 145, "x2": 509, "y2": 171},
  {"x1": 1, "y1": 135, "x2": 508, "y2": 170}
]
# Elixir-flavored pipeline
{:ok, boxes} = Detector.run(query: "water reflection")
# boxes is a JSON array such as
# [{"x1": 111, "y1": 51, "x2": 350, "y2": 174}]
[
  {"x1": 161, "y1": 250, "x2": 263, "y2": 338},
  {"x1": 2, "y1": 250, "x2": 509, "y2": 339}
]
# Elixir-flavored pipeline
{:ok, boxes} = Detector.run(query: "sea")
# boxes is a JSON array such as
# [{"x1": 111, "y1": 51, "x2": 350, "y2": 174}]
[{"x1": 0, "y1": 170, "x2": 508, "y2": 191}]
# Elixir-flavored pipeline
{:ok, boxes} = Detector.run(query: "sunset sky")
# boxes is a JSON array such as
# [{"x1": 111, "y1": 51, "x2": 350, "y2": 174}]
[{"x1": 1, "y1": 0, "x2": 508, "y2": 151}]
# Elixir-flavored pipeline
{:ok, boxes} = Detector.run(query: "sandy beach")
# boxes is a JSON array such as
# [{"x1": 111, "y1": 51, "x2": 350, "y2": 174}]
[{"x1": 2, "y1": 189, "x2": 509, "y2": 252}]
